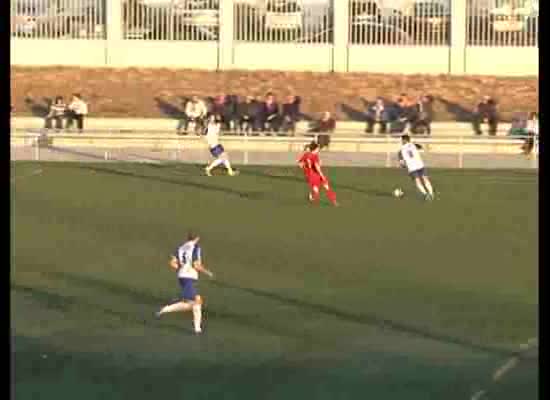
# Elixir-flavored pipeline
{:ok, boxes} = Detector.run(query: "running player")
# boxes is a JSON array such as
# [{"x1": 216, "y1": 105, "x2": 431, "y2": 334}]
[
  {"x1": 398, "y1": 134, "x2": 435, "y2": 201},
  {"x1": 203, "y1": 114, "x2": 237, "y2": 176},
  {"x1": 156, "y1": 232, "x2": 214, "y2": 334},
  {"x1": 298, "y1": 141, "x2": 338, "y2": 206}
]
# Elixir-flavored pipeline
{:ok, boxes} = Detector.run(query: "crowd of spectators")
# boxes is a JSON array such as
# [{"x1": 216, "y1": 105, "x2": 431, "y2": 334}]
[{"x1": 15, "y1": 92, "x2": 537, "y2": 149}]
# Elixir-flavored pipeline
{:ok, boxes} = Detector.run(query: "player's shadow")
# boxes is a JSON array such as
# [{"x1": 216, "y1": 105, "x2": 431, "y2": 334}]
[
  {"x1": 239, "y1": 168, "x2": 393, "y2": 198},
  {"x1": 207, "y1": 280, "x2": 528, "y2": 359},
  {"x1": 11, "y1": 283, "x2": 184, "y2": 334},
  {"x1": 78, "y1": 164, "x2": 266, "y2": 200},
  {"x1": 33, "y1": 270, "x2": 307, "y2": 340}
]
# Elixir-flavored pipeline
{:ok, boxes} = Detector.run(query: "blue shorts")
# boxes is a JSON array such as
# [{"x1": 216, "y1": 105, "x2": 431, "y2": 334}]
[
  {"x1": 210, "y1": 144, "x2": 224, "y2": 158},
  {"x1": 178, "y1": 278, "x2": 198, "y2": 301},
  {"x1": 409, "y1": 168, "x2": 427, "y2": 179}
]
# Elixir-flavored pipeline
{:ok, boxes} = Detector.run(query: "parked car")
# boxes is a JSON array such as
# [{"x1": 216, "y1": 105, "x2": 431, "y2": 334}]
[
  {"x1": 124, "y1": 0, "x2": 219, "y2": 40},
  {"x1": 12, "y1": 0, "x2": 105, "y2": 38}
]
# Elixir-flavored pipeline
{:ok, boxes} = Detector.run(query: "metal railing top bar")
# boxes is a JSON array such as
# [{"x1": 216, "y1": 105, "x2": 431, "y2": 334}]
[{"x1": 11, "y1": 132, "x2": 533, "y2": 145}]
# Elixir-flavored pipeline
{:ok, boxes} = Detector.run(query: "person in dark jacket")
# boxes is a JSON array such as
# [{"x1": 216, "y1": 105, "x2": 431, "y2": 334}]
[
  {"x1": 210, "y1": 95, "x2": 236, "y2": 132},
  {"x1": 280, "y1": 95, "x2": 301, "y2": 135},
  {"x1": 45, "y1": 96, "x2": 67, "y2": 131},
  {"x1": 236, "y1": 95, "x2": 261, "y2": 134},
  {"x1": 261, "y1": 93, "x2": 280, "y2": 134},
  {"x1": 410, "y1": 95, "x2": 434, "y2": 135},
  {"x1": 472, "y1": 96, "x2": 498, "y2": 136}
]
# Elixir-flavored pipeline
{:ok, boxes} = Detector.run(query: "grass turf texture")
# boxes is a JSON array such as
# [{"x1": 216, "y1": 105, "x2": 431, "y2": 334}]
[{"x1": 11, "y1": 162, "x2": 538, "y2": 400}]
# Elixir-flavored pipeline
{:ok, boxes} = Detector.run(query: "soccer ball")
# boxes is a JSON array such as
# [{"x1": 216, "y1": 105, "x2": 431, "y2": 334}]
[{"x1": 393, "y1": 188, "x2": 404, "y2": 198}]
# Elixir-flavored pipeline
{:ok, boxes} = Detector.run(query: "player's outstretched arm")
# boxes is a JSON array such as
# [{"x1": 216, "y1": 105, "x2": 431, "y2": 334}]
[
  {"x1": 193, "y1": 261, "x2": 214, "y2": 278},
  {"x1": 169, "y1": 256, "x2": 179, "y2": 271}
]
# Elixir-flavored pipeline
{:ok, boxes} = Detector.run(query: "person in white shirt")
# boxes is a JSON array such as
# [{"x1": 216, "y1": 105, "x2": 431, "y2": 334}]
[
  {"x1": 526, "y1": 112, "x2": 538, "y2": 158},
  {"x1": 398, "y1": 134, "x2": 435, "y2": 201},
  {"x1": 66, "y1": 93, "x2": 88, "y2": 132},
  {"x1": 203, "y1": 114, "x2": 237, "y2": 176},
  {"x1": 155, "y1": 232, "x2": 214, "y2": 334},
  {"x1": 184, "y1": 96, "x2": 207, "y2": 134}
]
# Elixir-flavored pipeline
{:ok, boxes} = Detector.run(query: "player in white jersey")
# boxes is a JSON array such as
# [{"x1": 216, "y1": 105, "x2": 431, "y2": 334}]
[
  {"x1": 203, "y1": 114, "x2": 237, "y2": 176},
  {"x1": 398, "y1": 135, "x2": 435, "y2": 201},
  {"x1": 155, "y1": 232, "x2": 214, "y2": 334}
]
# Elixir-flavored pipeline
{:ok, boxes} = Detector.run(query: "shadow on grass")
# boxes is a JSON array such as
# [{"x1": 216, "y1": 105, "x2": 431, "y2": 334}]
[
  {"x1": 239, "y1": 168, "x2": 393, "y2": 198},
  {"x1": 29, "y1": 271, "x2": 308, "y2": 341},
  {"x1": 207, "y1": 280, "x2": 530, "y2": 360},
  {"x1": 77, "y1": 164, "x2": 265, "y2": 200}
]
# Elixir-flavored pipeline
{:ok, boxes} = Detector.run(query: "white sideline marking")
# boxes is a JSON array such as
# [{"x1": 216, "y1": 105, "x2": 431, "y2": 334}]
[
  {"x1": 10, "y1": 169, "x2": 42, "y2": 183},
  {"x1": 470, "y1": 337, "x2": 538, "y2": 400}
]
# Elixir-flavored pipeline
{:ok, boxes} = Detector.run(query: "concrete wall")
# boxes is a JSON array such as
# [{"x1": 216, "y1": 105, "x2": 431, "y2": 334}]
[
  {"x1": 465, "y1": 47, "x2": 539, "y2": 77},
  {"x1": 348, "y1": 46, "x2": 450, "y2": 74},
  {"x1": 10, "y1": 0, "x2": 538, "y2": 77},
  {"x1": 232, "y1": 44, "x2": 333, "y2": 72}
]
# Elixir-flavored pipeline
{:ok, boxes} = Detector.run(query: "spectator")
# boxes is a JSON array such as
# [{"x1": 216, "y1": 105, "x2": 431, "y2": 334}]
[
  {"x1": 66, "y1": 93, "x2": 88, "y2": 132},
  {"x1": 211, "y1": 95, "x2": 237, "y2": 133},
  {"x1": 261, "y1": 92, "x2": 280, "y2": 134},
  {"x1": 280, "y1": 95, "x2": 301, "y2": 135},
  {"x1": 183, "y1": 95, "x2": 207, "y2": 135},
  {"x1": 312, "y1": 111, "x2": 336, "y2": 149},
  {"x1": 508, "y1": 113, "x2": 528, "y2": 137},
  {"x1": 410, "y1": 95, "x2": 434, "y2": 135},
  {"x1": 365, "y1": 97, "x2": 389, "y2": 134},
  {"x1": 472, "y1": 95, "x2": 498, "y2": 136},
  {"x1": 236, "y1": 95, "x2": 261, "y2": 134},
  {"x1": 522, "y1": 111, "x2": 538, "y2": 157},
  {"x1": 44, "y1": 96, "x2": 67, "y2": 131}
]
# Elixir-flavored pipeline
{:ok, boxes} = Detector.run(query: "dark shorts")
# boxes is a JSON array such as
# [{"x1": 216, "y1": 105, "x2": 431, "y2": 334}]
[
  {"x1": 178, "y1": 278, "x2": 198, "y2": 301},
  {"x1": 210, "y1": 144, "x2": 224, "y2": 158},
  {"x1": 409, "y1": 168, "x2": 427, "y2": 179}
]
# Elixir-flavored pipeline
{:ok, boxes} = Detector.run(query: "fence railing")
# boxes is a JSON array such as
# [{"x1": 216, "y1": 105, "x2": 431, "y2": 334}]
[
  {"x1": 11, "y1": 0, "x2": 106, "y2": 39},
  {"x1": 10, "y1": 0, "x2": 539, "y2": 48},
  {"x1": 10, "y1": 132, "x2": 538, "y2": 170},
  {"x1": 467, "y1": 0, "x2": 538, "y2": 47}
]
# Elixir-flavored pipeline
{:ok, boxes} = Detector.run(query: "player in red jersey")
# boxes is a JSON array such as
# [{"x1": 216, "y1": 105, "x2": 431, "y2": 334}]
[{"x1": 297, "y1": 142, "x2": 338, "y2": 206}]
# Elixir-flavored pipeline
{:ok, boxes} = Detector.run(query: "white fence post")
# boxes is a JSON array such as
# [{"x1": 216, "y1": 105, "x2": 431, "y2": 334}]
[
  {"x1": 105, "y1": 0, "x2": 123, "y2": 66},
  {"x1": 458, "y1": 136, "x2": 464, "y2": 168},
  {"x1": 450, "y1": 0, "x2": 467, "y2": 75},
  {"x1": 34, "y1": 139, "x2": 40, "y2": 161},
  {"x1": 243, "y1": 131, "x2": 249, "y2": 165},
  {"x1": 333, "y1": 0, "x2": 350, "y2": 72},
  {"x1": 385, "y1": 135, "x2": 391, "y2": 168},
  {"x1": 219, "y1": 0, "x2": 235, "y2": 70}
]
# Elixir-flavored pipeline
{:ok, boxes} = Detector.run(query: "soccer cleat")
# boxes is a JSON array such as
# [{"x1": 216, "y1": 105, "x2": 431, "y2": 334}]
[
  {"x1": 228, "y1": 170, "x2": 239, "y2": 176},
  {"x1": 425, "y1": 193, "x2": 434, "y2": 202},
  {"x1": 155, "y1": 311, "x2": 162, "y2": 319},
  {"x1": 204, "y1": 168, "x2": 212, "y2": 176}
]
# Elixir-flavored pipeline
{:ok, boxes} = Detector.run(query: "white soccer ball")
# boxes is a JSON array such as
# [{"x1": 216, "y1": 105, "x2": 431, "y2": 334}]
[{"x1": 393, "y1": 188, "x2": 404, "y2": 198}]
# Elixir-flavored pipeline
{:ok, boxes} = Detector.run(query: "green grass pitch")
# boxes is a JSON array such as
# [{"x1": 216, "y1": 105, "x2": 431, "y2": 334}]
[{"x1": 11, "y1": 162, "x2": 538, "y2": 400}]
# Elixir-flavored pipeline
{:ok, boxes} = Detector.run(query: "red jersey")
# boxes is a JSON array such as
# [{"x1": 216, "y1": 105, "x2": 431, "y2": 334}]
[{"x1": 298, "y1": 151, "x2": 320, "y2": 178}]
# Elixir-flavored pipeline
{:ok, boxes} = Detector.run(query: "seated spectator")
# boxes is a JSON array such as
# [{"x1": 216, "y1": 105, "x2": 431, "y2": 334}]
[
  {"x1": 236, "y1": 95, "x2": 261, "y2": 134},
  {"x1": 472, "y1": 95, "x2": 498, "y2": 136},
  {"x1": 261, "y1": 92, "x2": 280, "y2": 134},
  {"x1": 280, "y1": 95, "x2": 301, "y2": 135},
  {"x1": 522, "y1": 111, "x2": 538, "y2": 157},
  {"x1": 66, "y1": 93, "x2": 88, "y2": 133},
  {"x1": 410, "y1": 95, "x2": 434, "y2": 135},
  {"x1": 311, "y1": 111, "x2": 336, "y2": 149},
  {"x1": 182, "y1": 95, "x2": 207, "y2": 135},
  {"x1": 365, "y1": 97, "x2": 389, "y2": 134},
  {"x1": 211, "y1": 95, "x2": 237, "y2": 133},
  {"x1": 44, "y1": 96, "x2": 67, "y2": 131},
  {"x1": 508, "y1": 113, "x2": 528, "y2": 137}
]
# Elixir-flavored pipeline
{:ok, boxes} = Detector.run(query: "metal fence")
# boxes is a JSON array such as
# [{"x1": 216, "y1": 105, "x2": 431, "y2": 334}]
[
  {"x1": 10, "y1": 0, "x2": 539, "y2": 48},
  {"x1": 234, "y1": 0, "x2": 332, "y2": 43},
  {"x1": 467, "y1": 0, "x2": 538, "y2": 46},
  {"x1": 11, "y1": 0, "x2": 106, "y2": 39},
  {"x1": 122, "y1": 0, "x2": 220, "y2": 41},
  {"x1": 349, "y1": 0, "x2": 450, "y2": 46},
  {"x1": 10, "y1": 133, "x2": 539, "y2": 170}
]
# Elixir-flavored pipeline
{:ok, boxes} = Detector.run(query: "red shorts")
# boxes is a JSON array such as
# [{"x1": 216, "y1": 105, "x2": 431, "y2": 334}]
[{"x1": 307, "y1": 173, "x2": 323, "y2": 188}]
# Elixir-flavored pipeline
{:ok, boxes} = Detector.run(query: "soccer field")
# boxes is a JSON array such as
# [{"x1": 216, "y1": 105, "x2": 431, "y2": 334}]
[{"x1": 11, "y1": 162, "x2": 538, "y2": 400}]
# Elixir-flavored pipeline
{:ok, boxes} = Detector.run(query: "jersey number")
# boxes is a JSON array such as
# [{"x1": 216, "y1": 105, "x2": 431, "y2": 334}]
[{"x1": 407, "y1": 150, "x2": 414, "y2": 158}]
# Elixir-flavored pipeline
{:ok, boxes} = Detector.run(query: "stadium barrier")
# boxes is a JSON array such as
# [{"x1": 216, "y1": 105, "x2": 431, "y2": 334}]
[
  {"x1": 11, "y1": 131, "x2": 538, "y2": 170},
  {"x1": 10, "y1": 0, "x2": 538, "y2": 75}
]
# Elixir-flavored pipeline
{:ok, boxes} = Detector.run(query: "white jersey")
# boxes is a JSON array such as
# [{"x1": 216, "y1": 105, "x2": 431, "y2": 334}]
[
  {"x1": 174, "y1": 240, "x2": 202, "y2": 280},
  {"x1": 205, "y1": 122, "x2": 221, "y2": 148},
  {"x1": 399, "y1": 142, "x2": 424, "y2": 173}
]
